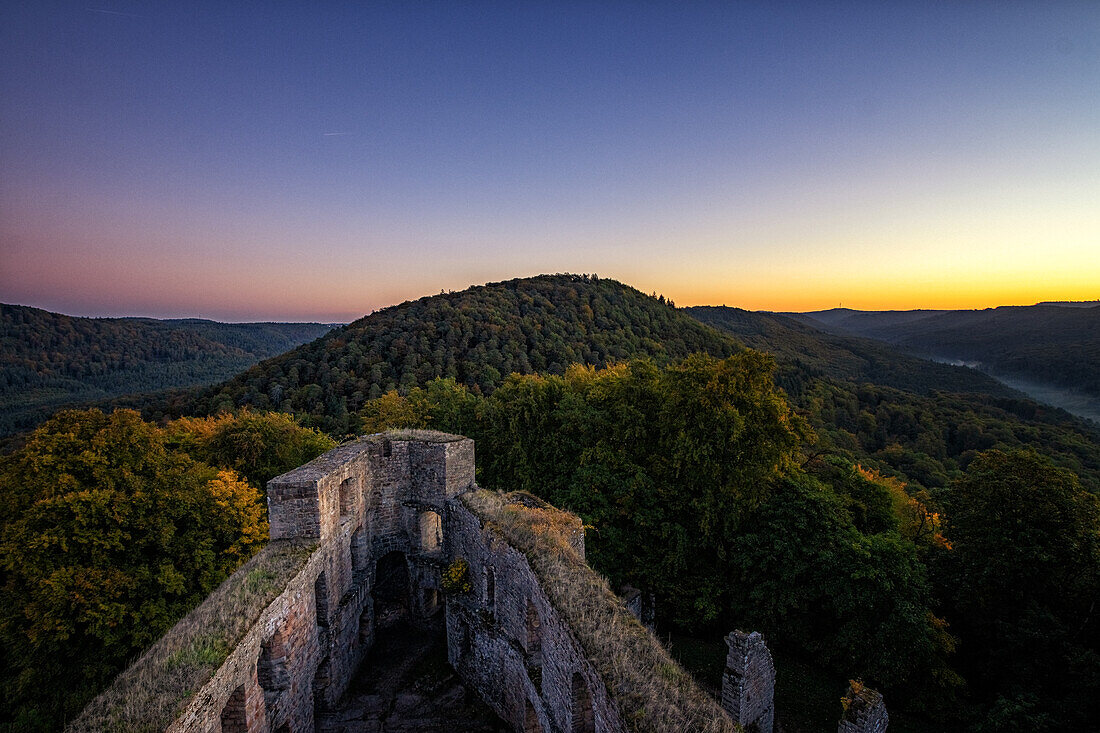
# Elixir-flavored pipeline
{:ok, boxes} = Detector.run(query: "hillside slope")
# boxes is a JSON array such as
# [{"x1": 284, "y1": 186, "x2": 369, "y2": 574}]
[
  {"x1": 794, "y1": 304, "x2": 1100, "y2": 398},
  {"x1": 684, "y1": 306, "x2": 1100, "y2": 491},
  {"x1": 187, "y1": 274, "x2": 739, "y2": 434},
  {"x1": 177, "y1": 277, "x2": 1100, "y2": 492},
  {"x1": 684, "y1": 306, "x2": 1015, "y2": 399},
  {"x1": 0, "y1": 304, "x2": 332, "y2": 435}
]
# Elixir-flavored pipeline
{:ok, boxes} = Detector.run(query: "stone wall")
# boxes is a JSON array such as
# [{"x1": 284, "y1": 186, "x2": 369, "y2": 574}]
[{"x1": 445, "y1": 495, "x2": 627, "y2": 733}]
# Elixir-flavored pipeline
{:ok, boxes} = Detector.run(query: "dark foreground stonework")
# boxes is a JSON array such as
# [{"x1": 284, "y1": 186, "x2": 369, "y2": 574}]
[{"x1": 317, "y1": 621, "x2": 507, "y2": 733}]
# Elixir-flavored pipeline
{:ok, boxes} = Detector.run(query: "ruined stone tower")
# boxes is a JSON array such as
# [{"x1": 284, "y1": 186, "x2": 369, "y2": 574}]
[{"x1": 721, "y1": 630, "x2": 775, "y2": 733}]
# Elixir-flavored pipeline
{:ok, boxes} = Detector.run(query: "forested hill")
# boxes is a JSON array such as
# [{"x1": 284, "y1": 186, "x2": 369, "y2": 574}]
[
  {"x1": 685, "y1": 305, "x2": 1100, "y2": 491},
  {"x1": 184, "y1": 274, "x2": 739, "y2": 435},
  {"x1": 684, "y1": 306, "x2": 1015, "y2": 399},
  {"x1": 0, "y1": 304, "x2": 332, "y2": 436},
  {"x1": 793, "y1": 304, "x2": 1100, "y2": 399}
]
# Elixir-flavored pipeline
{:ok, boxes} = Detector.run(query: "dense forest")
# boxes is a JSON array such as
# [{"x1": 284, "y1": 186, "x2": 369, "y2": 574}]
[
  {"x1": 180, "y1": 274, "x2": 737, "y2": 434},
  {"x1": 0, "y1": 409, "x2": 334, "y2": 731},
  {"x1": 685, "y1": 306, "x2": 1016, "y2": 398},
  {"x1": 795, "y1": 304, "x2": 1100, "y2": 400},
  {"x1": 3, "y1": 275, "x2": 1099, "y2": 731},
  {"x1": 0, "y1": 304, "x2": 332, "y2": 436},
  {"x1": 355, "y1": 358, "x2": 1100, "y2": 731},
  {"x1": 687, "y1": 306, "x2": 1100, "y2": 494}
]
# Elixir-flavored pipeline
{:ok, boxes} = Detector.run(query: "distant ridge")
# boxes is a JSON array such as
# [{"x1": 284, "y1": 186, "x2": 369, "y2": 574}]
[
  {"x1": 1037, "y1": 300, "x2": 1100, "y2": 308},
  {"x1": 788, "y1": 303, "x2": 1100, "y2": 413},
  {"x1": 685, "y1": 305, "x2": 1015, "y2": 399},
  {"x1": 0, "y1": 304, "x2": 333, "y2": 436}
]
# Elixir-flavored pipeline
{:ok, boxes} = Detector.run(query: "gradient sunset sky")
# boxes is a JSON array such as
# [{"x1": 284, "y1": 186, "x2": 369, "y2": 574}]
[{"x1": 2, "y1": 2, "x2": 1098, "y2": 322}]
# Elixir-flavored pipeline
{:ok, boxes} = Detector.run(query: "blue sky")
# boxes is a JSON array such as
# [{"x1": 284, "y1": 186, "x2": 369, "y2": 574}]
[{"x1": 2, "y1": 1, "x2": 1098, "y2": 320}]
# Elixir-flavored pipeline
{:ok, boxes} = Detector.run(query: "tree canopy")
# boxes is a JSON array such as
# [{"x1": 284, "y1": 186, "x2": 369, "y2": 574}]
[
  {"x1": 0, "y1": 408, "x2": 330, "y2": 731},
  {"x1": 940, "y1": 449, "x2": 1100, "y2": 730}
]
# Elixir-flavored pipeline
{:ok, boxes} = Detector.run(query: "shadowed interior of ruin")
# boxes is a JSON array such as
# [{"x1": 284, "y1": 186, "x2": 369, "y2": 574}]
[{"x1": 316, "y1": 622, "x2": 507, "y2": 733}]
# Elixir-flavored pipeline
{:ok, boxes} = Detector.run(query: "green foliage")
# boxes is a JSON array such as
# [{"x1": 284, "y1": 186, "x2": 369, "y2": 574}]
[
  {"x1": 417, "y1": 355, "x2": 966, "y2": 713},
  {"x1": 461, "y1": 353, "x2": 804, "y2": 628},
  {"x1": 164, "y1": 409, "x2": 336, "y2": 491},
  {"x1": 0, "y1": 409, "x2": 268, "y2": 730},
  {"x1": 727, "y1": 473, "x2": 959, "y2": 705},
  {"x1": 940, "y1": 449, "x2": 1100, "y2": 729},
  {"x1": 441, "y1": 558, "x2": 472, "y2": 595},
  {"x1": 188, "y1": 274, "x2": 737, "y2": 435},
  {"x1": 359, "y1": 389, "x2": 431, "y2": 433},
  {"x1": 0, "y1": 303, "x2": 331, "y2": 436},
  {"x1": 801, "y1": 380, "x2": 1100, "y2": 493}
]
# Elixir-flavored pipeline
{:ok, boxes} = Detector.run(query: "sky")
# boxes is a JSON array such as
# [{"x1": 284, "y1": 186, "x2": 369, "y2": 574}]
[{"x1": 1, "y1": 1, "x2": 1098, "y2": 322}]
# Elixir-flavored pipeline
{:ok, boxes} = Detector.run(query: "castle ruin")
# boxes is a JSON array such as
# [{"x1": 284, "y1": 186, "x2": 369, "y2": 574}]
[{"x1": 71, "y1": 430, "x2": 885, "y2": 733}]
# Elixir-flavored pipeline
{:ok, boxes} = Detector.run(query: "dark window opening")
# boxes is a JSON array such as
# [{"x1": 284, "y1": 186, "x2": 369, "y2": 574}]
[
  {"x1": 315, "y1": 571, "x2": 330, "y2": 628},
  {"x1": 339, "y1": 477, "x2": 355, "y2": 517},
  {"x1": 373, "y1": 551, "x2": 410, "y2": 628},
  {"x1": 359, "y1": 604, "x2": 373, "y2": 645},
  {"x1": 457, "y1": 617, "x2": 471, "y2": 657},
  {"x1": 571, "y1": 672, "x2": 595, "y2": 733},
  {"x1": 526, "y1": 599, "x2": 542, "y2": 658},
  {"x1": 423, "y1": 587, "x2": 440, "y2": 615},
  {"x1": 485, "y1": 567, "x2": 495, "y2": 613},
  {"x1": 313, "y1": 654, "x2": 330, "y2": 715},
  {"x1": 258, "y1": 630, "x2": 289, "y2": 692},
  {"x1": 351, "y1": 526, "x2": 366, "y2": 579},
  {"x1": 220, "y1": 684, "x2": 247, "y2": 733}
]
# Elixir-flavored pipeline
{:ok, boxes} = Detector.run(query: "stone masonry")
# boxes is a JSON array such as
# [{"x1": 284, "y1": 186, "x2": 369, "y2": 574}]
[
  {"x1": 721, "y1": 630, "x2": 775, "y2": 733},
  {"x1": 838, "y1": 682, "x2": 889, "y2": 733},
  {"x1": 446, "y1": 492, "x2": 625, "y2": 733}
]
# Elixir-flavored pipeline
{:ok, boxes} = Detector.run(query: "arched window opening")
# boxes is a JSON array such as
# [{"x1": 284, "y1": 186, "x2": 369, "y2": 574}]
[
  {"x1": 382, "y1": 439, "x2": 392, "y2": 457},
  {"x1": 339, "y1": 477, "x2": 355, "y2": 517},
  {"x1": 571, "y1": 672, "x2": 595, "y2": 733},
  {"x1": 220, "y1": 684, "x2": 247, "y2": 733},
  {"x1": 314, "y1": 571, "x2": 330, "y2": 628},
  {"x1": 257, "y1": 629, "x2": 289, "y2": 693},
  {"x1": 484, "y1": 567, "x2": 495, "y2": 615},
  {"x1": 419, "y1": 510, "x2": 443, "y2": 552}
]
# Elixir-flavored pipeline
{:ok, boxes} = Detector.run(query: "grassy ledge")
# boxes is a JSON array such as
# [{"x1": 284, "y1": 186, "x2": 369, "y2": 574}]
[
  {"x1": 67, "y1": 539, "x2": 317, "y2": 733},
  {"x1": 384, "y1": 428, "x2": 467, "y2": 443},
  {"x1": 460, "y1": 489, "x2": 734, "y2": 733}
]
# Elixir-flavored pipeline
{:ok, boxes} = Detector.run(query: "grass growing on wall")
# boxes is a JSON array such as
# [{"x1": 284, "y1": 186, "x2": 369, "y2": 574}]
[
  {"x1": 67, "y1": 539, "x2": 317, "y2": 733},
  {"x1": 461, "y1": 489, "x2": 735, "y2": 733}
]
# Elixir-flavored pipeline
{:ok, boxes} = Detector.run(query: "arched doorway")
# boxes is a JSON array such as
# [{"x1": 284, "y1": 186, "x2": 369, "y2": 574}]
[{"x1": 373, "y1": 551, "x2": 410, "y2": 628}]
